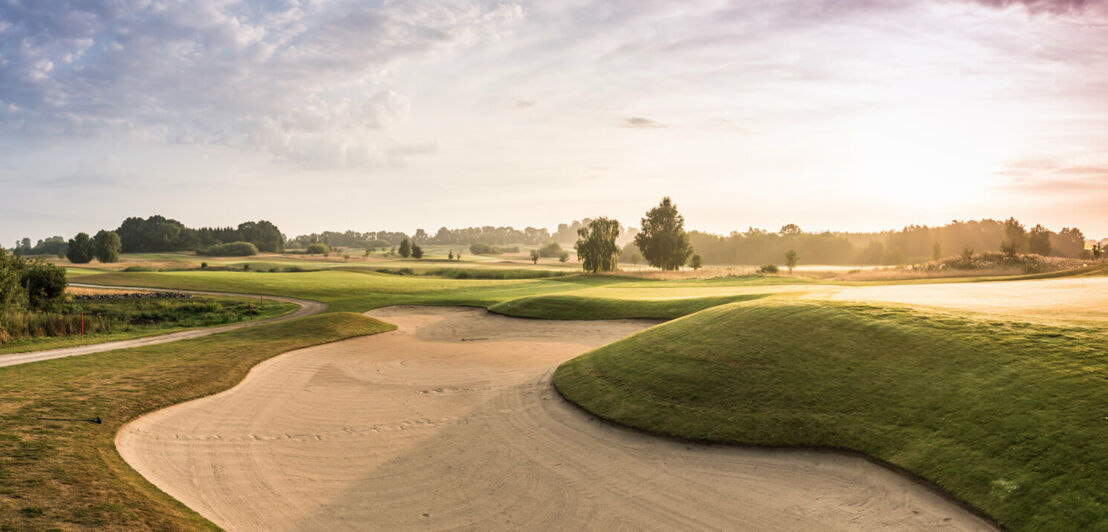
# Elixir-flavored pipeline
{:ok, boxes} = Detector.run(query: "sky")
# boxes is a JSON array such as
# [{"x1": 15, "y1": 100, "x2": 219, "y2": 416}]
[{"x1": 1, "y1": 0, "x2": 1106, "y2": 245}]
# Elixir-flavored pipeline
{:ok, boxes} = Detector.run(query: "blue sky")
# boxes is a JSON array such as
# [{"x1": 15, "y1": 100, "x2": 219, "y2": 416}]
[{"x1": 1, "y1": 0, "x2": 1106, "y2": 243}]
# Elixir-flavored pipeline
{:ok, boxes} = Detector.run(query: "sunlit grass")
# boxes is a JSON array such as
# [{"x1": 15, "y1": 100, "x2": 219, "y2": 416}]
[{"x1": 554, "y1": 300, "x2": 1108, "y2": 531}]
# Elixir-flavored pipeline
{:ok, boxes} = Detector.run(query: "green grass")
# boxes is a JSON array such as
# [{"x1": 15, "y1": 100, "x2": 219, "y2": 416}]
[
  {"x1": 489, "y1": 293, "x2": 770, "y2": 319},
  {"x1": 0, "y1": 312, "x2": 393, "y2": 531},
  {"x1": 0, "y1": 296, "x2": 298, "y2": 355},
  {"x1": 554, "y1": 300, "x2": 1108, "y2": 531},
  {"x1": 72, "y1": 269, "x2": 805, "y2": 316}
]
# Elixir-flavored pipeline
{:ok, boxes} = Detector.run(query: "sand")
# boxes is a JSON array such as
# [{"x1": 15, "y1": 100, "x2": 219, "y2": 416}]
[
  {"x1": 0, "y1": 284, "x2": 324, "y2": 368},
  {"x1": 117, "y1": 306, "x2": 995, "y2": 531},
  {"x1": 827, "y1": 276, "x2": 1108, "y2": 324}
]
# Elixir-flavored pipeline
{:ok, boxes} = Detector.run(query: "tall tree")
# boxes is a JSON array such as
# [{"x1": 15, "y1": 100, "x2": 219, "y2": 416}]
[
  {"x1": 411, "y1": 244, "x2": 423, "y2": 259},
  {"x1": 93, "y1": 230, "x2": 122, "y2": 263},
  {"x1": 1000, "y1": 217, "x2": 1026, "y2": 256},
  {"x1": 398, "y1": 238, "x2": 412, "y2": 258},
  {"x1": 65, "y1": 233, "x2": 94, "y2": 264},
  {"x1": 784, "y1": 249, "x2": 799, "y2": 273},
  {"x1": 634, "y1": 197, "x2": 693, "y2": 270},
  {"x1": 1027, "y1": 224, "x2": 1052, "y2": 256},
  {"x1": 575, "y1": 218, "x2": 621, "y2": 273}
]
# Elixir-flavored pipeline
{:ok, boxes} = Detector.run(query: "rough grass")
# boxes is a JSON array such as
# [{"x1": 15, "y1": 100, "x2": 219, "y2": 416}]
[
  {"x1": 553, "y1": 300, "x2": 1108, "y2": 531},
  {"x1": 0, "y1": 296, "x2": 297, "y2": 355},
  {"x1": 0, "y1": 312, "x2": 393, "y2": 531}
]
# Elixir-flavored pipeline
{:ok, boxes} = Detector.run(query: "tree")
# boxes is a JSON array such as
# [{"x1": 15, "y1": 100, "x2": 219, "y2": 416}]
[
  {"x1": 690, "y1": 254, "x2": 702, "y2": 270},
  {"x1": 634, "y1": 197, "x2": 693, "y2": 270},
  {"x1": 784, "y1": 249, "x2": 799, "y2": 273},
  {"x1": 779, "y1": 224, "x2": 801, "y2": 236},
  {"x1": 307, "y1": 243, "x2": 330, "y2": 255},
  {"x1": 575, "y1": 217, "x2": 621, "y2": 273},
  {"x1": 399, "y1": 239, "x2": 412, "y2": 258},
  {"x1": 530, "y1": 249, "x2": 540, "y2": 264},
  {"x1": 558, "y1": 251, "x2": 569, "y2": 263},
  {"x1": 448, "y1": 250, "x2": 455, "y2": 260},
  {"x1": 1092, "y1": 244, "x2": 1102, "y2": 260},
  {"x1": 93, "y1": 230, "x2": 122, "y2": 263},
  {"x1": 931, "y1": 242, "x2": 942, "y2": 262},
  {"x1": 1001, "y1": 217, "x2": 1026, "y2": 256},
  {"x1": 66, "y1": 233, "x2": 94, "y2": 264},
  {"x1": 411, "y1": 244, "x2": 423, "y2": 259},
  {"x1": 1028, "y1": 224, "x2": 1052, "y2": 255}
]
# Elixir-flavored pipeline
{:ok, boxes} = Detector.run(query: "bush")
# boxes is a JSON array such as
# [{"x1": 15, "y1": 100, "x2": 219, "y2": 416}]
[
  {"x1": 757, "y1": 264, "x2": 779, "y2": 274},
  {"x1": 537, "y1": 242, "x2": 563, "y2": 258},
  {"x1": 123, "y1": 266, "x2": 157, "y2": 272},
  {"x1": 306, "y1": 243, "x2": 330, "y2": 255},
  {"x1": 469, "y1": 243, "x2": 520, "y2": 255},
  {"x1": 199, "y1": 241, "x2": 259, "y2": 257}
]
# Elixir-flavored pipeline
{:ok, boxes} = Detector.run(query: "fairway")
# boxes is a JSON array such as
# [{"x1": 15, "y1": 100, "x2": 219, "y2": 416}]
[{"x1": 117, "y1": 307, "x2": 993, "y2": 531}]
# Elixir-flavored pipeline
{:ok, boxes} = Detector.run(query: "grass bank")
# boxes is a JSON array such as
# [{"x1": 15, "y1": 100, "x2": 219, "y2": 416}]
[
  {"x1": 554, "y1": 300, "x2": 1108, "y2": 531},
  {"x1": 0, "y1": 312, "x2": 393, "y2": 530}
]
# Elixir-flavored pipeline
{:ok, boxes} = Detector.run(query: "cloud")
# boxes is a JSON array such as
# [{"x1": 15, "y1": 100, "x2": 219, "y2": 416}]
[
  {"x1": 0, "y1": 0, "x2": 524, "y2": 168},
  {"x1": 622, "y1": 116, "x2": 668, "y2": 129},
  {"x1": 961, "y1": 0, "x2": 1108, "y2": 14}
]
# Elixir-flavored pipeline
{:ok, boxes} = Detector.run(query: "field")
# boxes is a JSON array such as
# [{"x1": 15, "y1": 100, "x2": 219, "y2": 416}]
[{"x1": 2, "y1": 253, "x2": 1106, "y2": 530}]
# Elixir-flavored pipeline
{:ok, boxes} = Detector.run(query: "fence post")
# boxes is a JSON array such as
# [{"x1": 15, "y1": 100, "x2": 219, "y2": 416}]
[
  {"x1": 249, "y1": 303, "x2": 253, "y2": 320},
  {"x1": 81, "y1": 311, "x2": 85, "y2": 336}
]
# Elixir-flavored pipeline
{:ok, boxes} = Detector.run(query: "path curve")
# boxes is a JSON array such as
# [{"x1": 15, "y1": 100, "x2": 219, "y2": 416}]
[
  {"x1": 118, "y1": 306, "x2": 995, "y2": 531},
  {"x1": 0, "y1": 284, "x2": 325, "y2": 368}
]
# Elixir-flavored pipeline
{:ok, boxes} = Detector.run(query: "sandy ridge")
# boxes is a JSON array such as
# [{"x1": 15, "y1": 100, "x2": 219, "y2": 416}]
[
  {"x1": 118, "y1": 306, "x2": 996, "y2": 531},
  {"x1": 0, "y1": 283, "x2": 325, "y2": 368}
]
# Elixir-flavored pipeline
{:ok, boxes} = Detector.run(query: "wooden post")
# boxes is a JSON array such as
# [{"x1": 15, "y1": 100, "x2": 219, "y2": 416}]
[
  {"x1": 249, "y1": 303, "x2": 253, "y2": 320},
  {"x1": 80, "y1": 312, "x2": 85, "y2": 336}
]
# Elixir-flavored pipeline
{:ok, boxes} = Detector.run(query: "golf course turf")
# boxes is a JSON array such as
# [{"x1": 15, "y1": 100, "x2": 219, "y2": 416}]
[
  {"x1": 3, "y1": 261, "x2": 1107, "y2": 530},
  {"x1": 554, "y1": 299, "x2": 1108, "y2": 531}
]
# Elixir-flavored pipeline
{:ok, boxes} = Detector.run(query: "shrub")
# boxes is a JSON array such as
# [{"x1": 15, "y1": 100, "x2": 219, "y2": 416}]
[
  {"x1": 411, "y1": 244, "x2": 423, "y2": 259},
  {"x1": 537, "y1": 242, "x2": 563, "y2": 258},
  {"x1": 757, "y1": 264, "x2": 779, "y2": 274},
  {"x1": 469, "y1": 243, "x2": 520, "y2": 255},
  {"x1": 306, "y1": 243, "x2": 330, "y2": 255},
  {"x1": 199, "y1": 241, "x2": 259, "y2": 257}
]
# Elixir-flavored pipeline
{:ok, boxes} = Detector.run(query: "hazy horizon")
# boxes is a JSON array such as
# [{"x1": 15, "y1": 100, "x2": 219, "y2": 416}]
[{"x1": 2, "y1": 0, "x2": 1106, "y2": 245}]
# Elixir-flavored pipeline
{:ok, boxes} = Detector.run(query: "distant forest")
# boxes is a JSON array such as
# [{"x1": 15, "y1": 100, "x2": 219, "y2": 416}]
[
  {"x1": 13, "y1": 216, "x2": 1093, "y2": 266},
  {"x1": 14, "y1": 215, "x2": 285, "y2": 256},
  {"x1": 691, "y1": 220, "x2": 1088, "y2": 266}
]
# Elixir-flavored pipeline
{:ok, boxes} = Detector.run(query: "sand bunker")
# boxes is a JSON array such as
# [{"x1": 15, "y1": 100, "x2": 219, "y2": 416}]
[
  {"x1": 828, "y1": 277, "x2": 1108, "y2": 324},
  {"x1": 117, "y1": 306, "x2": 995, "y2": 531}
]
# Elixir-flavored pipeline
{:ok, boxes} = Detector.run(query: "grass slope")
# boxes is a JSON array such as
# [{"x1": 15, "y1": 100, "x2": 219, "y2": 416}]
[
  {"x1": 0, "y1": 312, "x2": 393, "y2": 531},
  {"x1": 554, "y1": 300, "x2": 1108, "y2": 531}
]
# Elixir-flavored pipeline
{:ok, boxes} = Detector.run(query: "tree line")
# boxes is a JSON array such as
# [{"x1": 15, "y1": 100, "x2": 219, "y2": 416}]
[{"x1": 13, "y1": 216, "x2": 286, "y2": 263}]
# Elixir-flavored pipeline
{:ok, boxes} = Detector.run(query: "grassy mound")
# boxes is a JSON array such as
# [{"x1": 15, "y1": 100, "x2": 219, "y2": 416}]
[
  {"x1": 0, "y1": 312, "x2": 393, "y2": 530},
  {"x1": 489, "y1": 293, "x2": 769, "y2": 320},
  {"x1": 554, "y1": 300, "x2": 1108, "y2": 531}
]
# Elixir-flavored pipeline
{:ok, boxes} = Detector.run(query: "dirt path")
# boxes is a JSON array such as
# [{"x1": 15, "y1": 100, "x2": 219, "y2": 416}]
[
  {"x1": 117, "y1": 306, "x2": 995, "y2": 531},
  {"x1": 0, "y1": 284, "x2": 324, "y2": 368}
]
